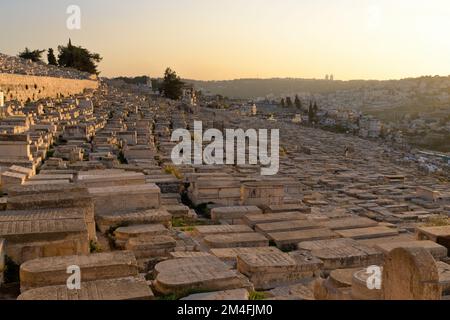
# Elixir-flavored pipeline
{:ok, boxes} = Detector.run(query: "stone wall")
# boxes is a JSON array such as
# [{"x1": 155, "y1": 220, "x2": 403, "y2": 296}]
[{"x1": 0, "y1": 73, "x2": 99, "y2": 103}]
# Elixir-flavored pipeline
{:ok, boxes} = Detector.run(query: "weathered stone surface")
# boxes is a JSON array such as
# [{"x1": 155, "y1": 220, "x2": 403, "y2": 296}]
[
  {"x1": 153, "y1": 256, "x2": 253, "y2": 295},
  {"x1": 268, "y1": 228, "x2": 340, "y2": 250},
  {"x1": 320, "y1": 217, "x2": 378, "y2": 230},
  {"x1": 298, "y1": 238, "x2": 383, "y2": 270},
  {"x1": 375, "y1": 240, "x2": 447, "y2": 259},
  {"x1": 211, "y1": 206, "x2": 262, "y2": 222},
  {"x1": 204, "y1": 233, "x2": 269, "y2": 248},
  {"x1": 437, "y1": 261, "x2": 450, "y2": 295},
  {"x1": 77, "y1": 171, "x2": 146, "y2": 187},
  {"x1": 88, "y1": 184, "x2": 161, "y2": 215},
  {"x1": 95, "y1": 209, "x2": 171, "y2": 233},
  {"x1": 18, "y1": 276, "x2": 154, "y2": 300},
  {"x1": 181, "y1": 288, "x2": 249, "y2": 300},
  {"x1": 114, "y1": 224, "x2": 169, "y2": 248},
  {"x1": 210, "y1": 247, "x2": 282, "y2": 267},
  {"x1": 170, "y1": 252, "x2": 212, "y2": 259},
  {"x1": 194, "y1": 225, "x2": 253, "y2": 237},
  {"x1": 125, "y1": 235, "x2": 176, "y2": 258},
  {"x1": 20, "y1": 251, "x2": 138, "y2": 292},
  {"x1": 263, "y1": 204, "x2": 311, "y2": 214},
  {"x1": 416, "y1": 226, "x2": 450, "y2": 252},
  {"x1": 382, "y1": 247, "x2": 441, "y2": 300},
  {"x1": 244, "y1": 212, "x2": 308, "y2": 227},
  {"x1": 241, "y1": 182, "x2": 284, "y2": 206},
  {"x1": 6, "y1": 189, "x2": 92, "y2": 210},
  {"x1": 268, "y1": 283, "x2": 314, "y2": 300},
  {"x1": 237, "y1": 251, "x2": 319, "y2": 290},
  {"x1": 0, "y1": 206, "x2": 95, "y2": 241},
  {"x1": 336, "y1": 226, "x2": 399, "y2": 240},
  {"x1": 255, "y1": 220, "x2": 320, "y2": 236}
]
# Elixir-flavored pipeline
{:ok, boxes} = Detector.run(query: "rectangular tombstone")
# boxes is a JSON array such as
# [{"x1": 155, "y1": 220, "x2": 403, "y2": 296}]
[
  {"x1": 255, "y1": 220, "x2": 320, "y2": 236},
  {"x1": 6, "y1": 189, "x2": 92, "y2": 210},
  {"x1": 298, "y1": 238, "x2": 383, "y2": 270},
  {"x1": 336, "y1": 226, "x2": 399, "y2": 240},
  {"x1": 204, "y1": 233, "x2": 269, "y2": 248},
  {"x1": 210, "y1": 206, "x2": 262, "y2": 222},
  {"x1": 268, "y1": 228, "x2": 340, "y2": 250},
  {"x1": 20, "y1": 251, "x2": 138, "y2": 292},
  {"x1": 244, "y1": 212, "x2": 308, "y2": 228},
  {"x1": 210, "y1": 247, "x2": 282, "y2": 267},
  {"x1": 240, "y1": 182, "x2": 284, "y2": 206},
  {"x1": 375, "y1": 240, "x2": 447, "y2": 259},
  {"x1": 194, "y1": 225, "x2": 253, "y2": 237},
  {"x1": 95, "y1": 209, "x2": 172, "y2": 233},
  {"x1": 319, "y1": 217, "x2": 378, "y2": 230},
  {"x1": 1, "y1": 171, "x2": 26, "y2": 192},
  {"x1": 237, "y1": 251, "x2": 321, "y2": 290},
  {"x1": 263, "y1": 204, "x2": 311, "y2": 213},
  {"x1": 88, "y1": 184, "x2": 161, "y2": 215},
  {"x1": 77, "y1": 171, "x2": 146, "y2": 187},
  {"x1": 125, "y1": 235, "x2": 176, "y2": 258},
  {"x1": 153, "y1": 256, "x2": 252, "y2": 295},
  {"x1": 18, "y1": 276, "x2": 154, "y2": 300}
]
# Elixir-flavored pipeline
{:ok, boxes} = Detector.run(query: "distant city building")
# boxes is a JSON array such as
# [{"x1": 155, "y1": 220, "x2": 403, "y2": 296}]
[
  {"x1": 330, "y1": 74, "x2": 334, "y2": 81},
  {"x1": 325, "y1": 74, "x2": 329, "y2": 81}
]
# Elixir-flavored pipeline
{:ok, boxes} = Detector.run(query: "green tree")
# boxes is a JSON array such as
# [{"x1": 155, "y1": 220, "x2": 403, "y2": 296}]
[
  {"x1": 286, "y1": 97, "x2": 293, "y2": 107},
  {"x1": 18, "y1": 47, "x2": 45, "y2": 62},
  {"x1": 57, "y1": 39, "x2": 102, "y2": 74},
  {"x1": 294, "y1": 95, "x2": 302, "y2": 110},
  {"x1": 280, "y1": 98, "x2": 285, "y2": 108},
  {"x1": 161, "y1": 68, "x2": 184, "y2": 100},
  {"x1": 47, "y1": 48, "x2": 57, "y2": 65}
]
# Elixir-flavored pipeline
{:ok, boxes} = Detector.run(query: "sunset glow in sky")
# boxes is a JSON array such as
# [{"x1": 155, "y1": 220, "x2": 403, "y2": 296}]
[{"x1": 2, "y1": 0, "x2": 450, "y2": 80}]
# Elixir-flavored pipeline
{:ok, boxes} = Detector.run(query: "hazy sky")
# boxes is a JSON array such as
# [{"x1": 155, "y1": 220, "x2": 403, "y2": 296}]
[{"x1": 2, "y1": 0, "x2": 450, "y2": 80}]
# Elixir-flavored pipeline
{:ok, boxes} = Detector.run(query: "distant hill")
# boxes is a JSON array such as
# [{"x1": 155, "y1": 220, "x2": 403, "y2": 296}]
[{"x1": 183, "y1": 76, "x2": 450, "y2": 99}]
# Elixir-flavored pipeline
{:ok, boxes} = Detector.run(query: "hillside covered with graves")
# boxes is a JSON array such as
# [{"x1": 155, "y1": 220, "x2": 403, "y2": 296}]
[{"x1": 0, "y1": 54, "x2": 450, "y2": 300}]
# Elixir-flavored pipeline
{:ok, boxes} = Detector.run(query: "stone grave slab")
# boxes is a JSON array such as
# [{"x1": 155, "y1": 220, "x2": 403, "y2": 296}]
[
  {"x1": 237, "y1": 251, "x2": 319, "y2": 290},
  {"x1": 88, "y1": 184, "x2": 161, "y2": 215},
  {"x1": 114, "y1": 224, "x2": 169, "y2": 248},
  {"x1": 336, "y1": 226, "x2": 399, "y2": 240},
  {"x1": 244, "y1": 212, "x2": 308, "y2": 228},
  {"x1": 194, "y1": 225, "x2": 253, "y2": 237},
  {"x1": 18, "y1": 276, "x2": 153, "y2": 300},
  {"x1": 416, "y1": 226, "x2": 450, "y2": 252},
  {"x1": 210, "y1": 247, "x2": 282, "y2": 267},
  {"x1": 211, "y1": 206, "x2": 262, "y2": 223},
  {"x1": 204, "y1": 233, "x2": 269, "y2": 248},
  {"x1": 298, "y1": 238, "x2": 383, "y2": 270},
  {"x1": 375, "y1": 240, "x2": 447, "y2": 260},
  {"x1": 125, "y1": 235, "x2": 177, "y2": 258},
  {"x1": 255, "y1": 220, "x2": 320, "y2": 236},
  {"x1": 181, "y1": 288, "x2": 249, "y2": 300},
  {"x1": 268, "y1": 228, "x2": 340, "y2": 250},
  {"x1": 319, "y1": 217, "x2": 378, "y2": 230},
  {"x1": 20, "y1": 251, "x2": 138, "y2": 292},
  {"x1": 153, "y1": 256, "x2": 252, "y2": 295},
  {"x1": 268, "y1": 283, "x2": 314, "y2": 300},
  {"x1": 382, "y1": 247, "x2": 441, "y2": 300},
  {"x1": 95, "y1": 209, "x2": 171, "y2": 233}
]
